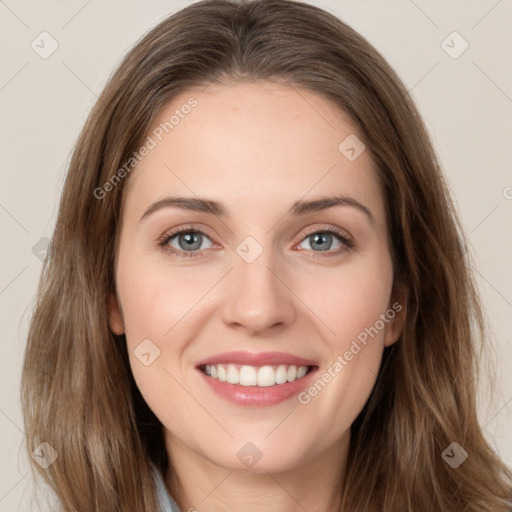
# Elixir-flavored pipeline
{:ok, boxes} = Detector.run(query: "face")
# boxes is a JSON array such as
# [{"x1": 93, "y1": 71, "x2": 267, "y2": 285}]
[{"x1": 108, "y1": 81, "x2": 405, "y2": 474}]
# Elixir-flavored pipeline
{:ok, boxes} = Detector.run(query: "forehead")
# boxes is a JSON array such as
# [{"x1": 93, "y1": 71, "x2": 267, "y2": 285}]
[{"x1": 122, "y1": 81, "x2": 385, "y2": 225}]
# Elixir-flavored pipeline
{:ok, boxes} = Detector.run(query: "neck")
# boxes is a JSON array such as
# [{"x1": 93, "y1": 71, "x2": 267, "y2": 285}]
[{"x1": 164, "y1": 431, "x2": 350, "y2": 512}]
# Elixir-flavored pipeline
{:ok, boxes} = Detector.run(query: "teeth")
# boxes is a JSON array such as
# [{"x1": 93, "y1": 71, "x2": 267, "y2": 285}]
[
  {"x1": 240, "y1": 365, "x2": 257, "y2": 386},
  {"x1": 217, "y1": 365, "x2": 227, "y2": 382},
  {"x1": 297, "y1": 366, "x2": 308, "y2": 378},
  {"x1": 275, "y1": 365, "x2": 288, "y2": 384},
  {"x1": 257, "y1": 366, "x2": 275, "y2": 387},
  {"x1": 227, "y1": 365, "x2": 240, "y2": 384},
  {"x1": 287, "y1": 365, "x2": 297, "y2": 382},
  {"x1": 202, "y1": 364, "x2": 310, "y2": 387}
]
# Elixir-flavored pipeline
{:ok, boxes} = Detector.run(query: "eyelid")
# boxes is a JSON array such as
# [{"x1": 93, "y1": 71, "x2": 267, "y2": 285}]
[
  {"x1": 157, "y1": 223, "x2": 217, "y2": 245},
  {"x1": 299, "y1": 224, "x2": 353, "y2": 246},
  {"x1": 157, "y1": 223, "x2": 354, "y2": 258}
]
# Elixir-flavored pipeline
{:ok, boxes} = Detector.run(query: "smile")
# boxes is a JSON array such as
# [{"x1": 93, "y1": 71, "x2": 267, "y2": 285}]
[
  {"x1": 201, "y1": 363, "x2": 312, "y2": 387},
  {"x1": 195, "y1": 351, "x2": 319, "y2": 407}
]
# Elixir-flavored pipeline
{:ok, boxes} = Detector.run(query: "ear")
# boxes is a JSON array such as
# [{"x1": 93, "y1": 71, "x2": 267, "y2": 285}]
[
  {"x1": 107, "y1": 292, "x2": 125, "y2": 335},
  {"x1": 383, "y1": 281, "x2": 407, "y2": 347}
]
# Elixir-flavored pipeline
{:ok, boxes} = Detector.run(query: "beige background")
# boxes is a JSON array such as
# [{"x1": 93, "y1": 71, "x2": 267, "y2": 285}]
[{"x1": 1, "y1": 0, "x2": 511, "y2": 509}]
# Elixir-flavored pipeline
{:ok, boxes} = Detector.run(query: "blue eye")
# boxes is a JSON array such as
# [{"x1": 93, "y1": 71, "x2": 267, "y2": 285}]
[
  {"x1": 159, "y1": 228, "x2": 214, "y2": 259},
  {"x1": 158, "y1": 225, "x2": 353, "y2": 260},
  {"x1": 295, "y1": 227, "x2": 353, "y2": 259},
  {"x1": 299, "y1": 229, "x2": 345, "y2": 252}
]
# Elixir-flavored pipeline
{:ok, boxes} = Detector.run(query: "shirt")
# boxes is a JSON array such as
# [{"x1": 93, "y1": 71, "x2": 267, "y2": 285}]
[{"x1": 152, "y1": 464, "x2": 183, "y2": 512}]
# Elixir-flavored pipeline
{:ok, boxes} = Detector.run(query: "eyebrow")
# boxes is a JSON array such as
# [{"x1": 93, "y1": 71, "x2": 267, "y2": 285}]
[{"x1": 140, "y1": 195, "x2": 374, "y2": 223}]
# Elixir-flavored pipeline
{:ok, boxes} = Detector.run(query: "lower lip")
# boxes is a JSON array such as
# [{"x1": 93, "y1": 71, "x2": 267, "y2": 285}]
[{"x1": 197, "y1": 367, "x2": 318, "y2": 407}]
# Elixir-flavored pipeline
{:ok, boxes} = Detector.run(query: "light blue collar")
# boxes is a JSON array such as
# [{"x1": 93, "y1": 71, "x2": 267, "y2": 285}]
[{"x1": 152, "y1": 464, "x2": 183, "y2": 512}]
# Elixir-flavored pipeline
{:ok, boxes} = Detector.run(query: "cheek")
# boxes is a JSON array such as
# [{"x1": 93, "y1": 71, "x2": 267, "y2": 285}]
[
  {"x1": 296, "y1": 253, "x2": 393, "y2": 412},
  {"x1": 115, "y1": 256, "x2": 203, "y2": 429},
  {"x1": 116, "y1": 250, "x2": 199, "y2": 343},
  {"x1": 114, "y1": 250, "x2": 184, "y2": 388},
  {"x1": 302, "y1": 252, "x2": 394, "y2": 349}
]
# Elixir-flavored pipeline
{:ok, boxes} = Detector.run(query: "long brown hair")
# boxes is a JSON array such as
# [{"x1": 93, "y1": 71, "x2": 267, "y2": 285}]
[{"x1": 21, "y1": 0, "x2": 512, "y2": 510}]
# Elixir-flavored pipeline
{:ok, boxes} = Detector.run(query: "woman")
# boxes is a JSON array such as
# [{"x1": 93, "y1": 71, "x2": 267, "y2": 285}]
[{"x1": 21, "y1": 0, "x2": 512, "y2": 510}]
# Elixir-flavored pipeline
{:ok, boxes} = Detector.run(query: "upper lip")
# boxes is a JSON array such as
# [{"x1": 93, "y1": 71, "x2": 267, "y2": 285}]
[{"x1": 195, "y1": 351, "x2": 318, "y2": 368}]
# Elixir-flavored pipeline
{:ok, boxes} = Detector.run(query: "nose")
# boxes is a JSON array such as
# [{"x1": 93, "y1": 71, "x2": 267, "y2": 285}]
[{"x1": 221, "y1": 252, "x2": 296, "y2": 336}]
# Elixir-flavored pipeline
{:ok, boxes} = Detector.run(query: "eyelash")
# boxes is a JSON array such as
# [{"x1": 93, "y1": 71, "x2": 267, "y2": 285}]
[{"x1": 157, "y1": 224, "x2": 354, "y2": 260}]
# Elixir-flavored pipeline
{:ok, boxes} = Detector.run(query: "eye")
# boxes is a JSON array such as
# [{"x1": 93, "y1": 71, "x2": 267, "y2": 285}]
[
  {"x1": 158, "y1": 225, "x2": 353, "y2": 260},
  {"x1": 158, "y1": 225, "x2": 216, "y2": 259},
  {"x1": 296, "y1": 226, "x2": 353, "y2": 258}
]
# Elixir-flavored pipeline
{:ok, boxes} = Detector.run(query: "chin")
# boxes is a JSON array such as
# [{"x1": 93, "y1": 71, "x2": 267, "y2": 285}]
[{"x1": 204, "y1": 439, "x2": 310, "y2": 474}]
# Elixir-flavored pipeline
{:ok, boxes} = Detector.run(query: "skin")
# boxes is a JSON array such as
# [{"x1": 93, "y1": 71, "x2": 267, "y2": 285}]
[{"x1": 108, "y1": 81, "x2": 406, "y2": 512}]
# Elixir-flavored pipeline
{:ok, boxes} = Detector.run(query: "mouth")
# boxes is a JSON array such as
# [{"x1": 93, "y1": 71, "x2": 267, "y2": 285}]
[
  {"x1": 199, "y1": 363, "x2": 315, "y2": 387},
  {"x1": 195, "y1": 351, "x2": 319, "y2": 407}
]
